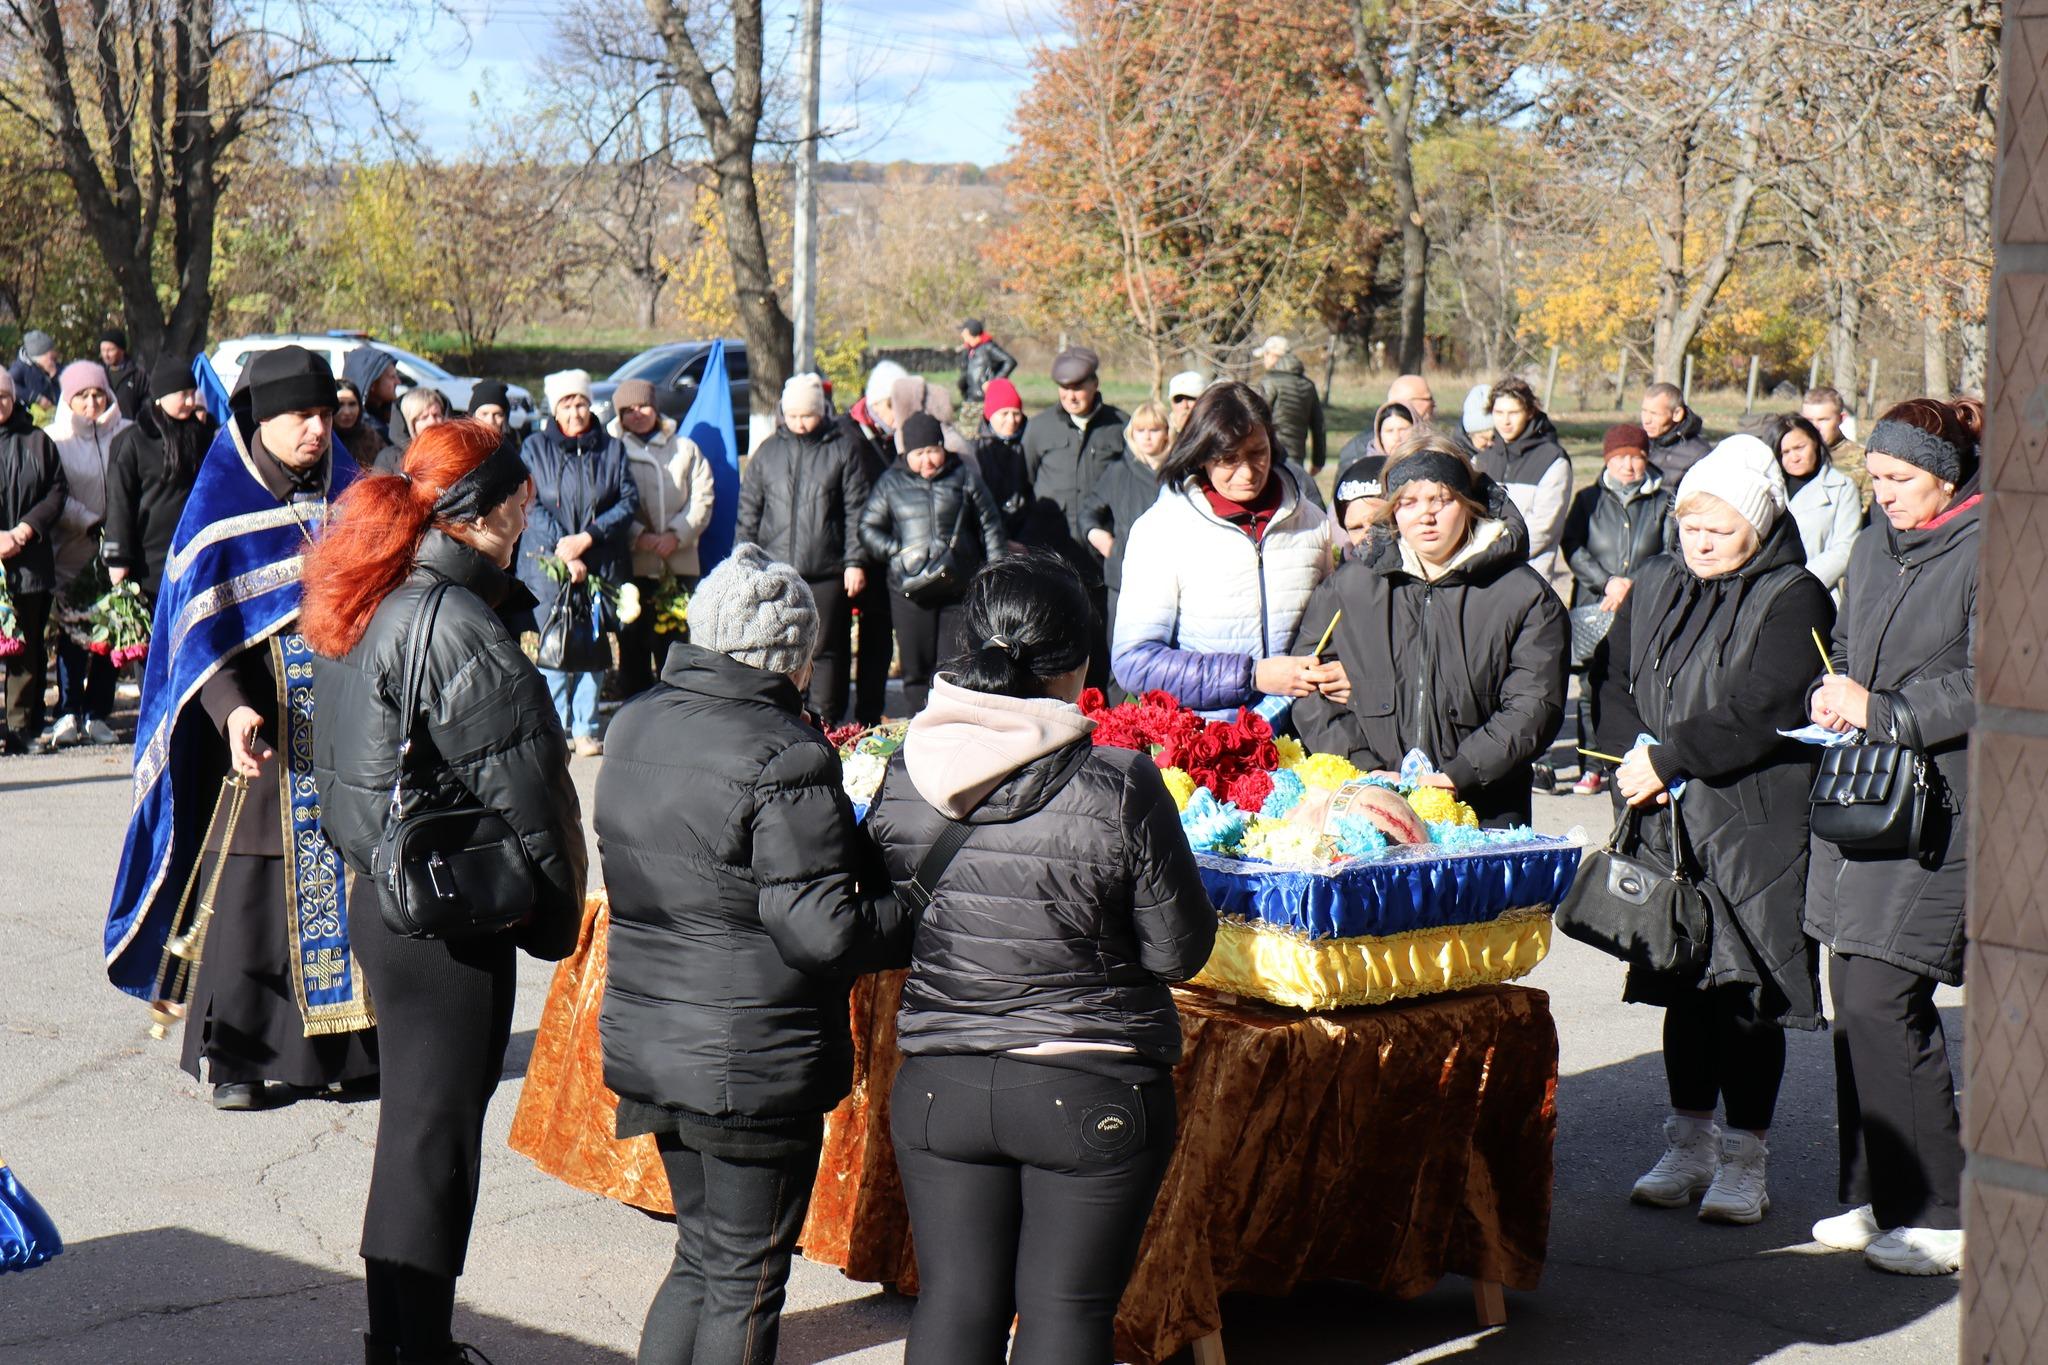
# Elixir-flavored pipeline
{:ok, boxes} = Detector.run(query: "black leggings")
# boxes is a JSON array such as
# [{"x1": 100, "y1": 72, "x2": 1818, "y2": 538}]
[
  {"x1": 892, "y1": 1054, "x2": 1176, "y2": 1365},
  {"x1": 1662, "y1": 986, "x2": 1787, "y2": 1132}
]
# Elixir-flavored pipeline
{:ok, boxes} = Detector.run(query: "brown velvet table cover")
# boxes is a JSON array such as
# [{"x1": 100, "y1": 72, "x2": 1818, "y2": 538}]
[{"x1": 509, "y1": 896, "x2": 1559, "y2": 1365}]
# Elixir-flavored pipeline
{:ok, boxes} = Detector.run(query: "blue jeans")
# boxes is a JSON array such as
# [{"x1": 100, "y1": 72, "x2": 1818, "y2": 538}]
[{"x1": 541, "y1": 668, "x2": 601, "y2": 739}]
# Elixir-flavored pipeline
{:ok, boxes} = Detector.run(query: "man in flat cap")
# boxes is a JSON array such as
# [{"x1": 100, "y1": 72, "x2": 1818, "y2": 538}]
[
  {"x1": 107, "y1": 344, "x2": 378, "y2": 1111},
  {"x1": 1020, "y1": 346, "x2": 1126, "y2": 688}
]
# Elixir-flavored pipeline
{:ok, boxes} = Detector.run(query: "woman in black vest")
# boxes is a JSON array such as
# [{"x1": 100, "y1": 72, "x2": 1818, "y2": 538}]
[
  {"x1": 863, "y1": 552, "x2": 1215, "y2": 1365},
  {"x1": 1601, "y1": 435, "x2": 1834, "y2": 1229},
  {"x1": 1803, "y1": 398, "x2": 1981, "y2": 1277}
]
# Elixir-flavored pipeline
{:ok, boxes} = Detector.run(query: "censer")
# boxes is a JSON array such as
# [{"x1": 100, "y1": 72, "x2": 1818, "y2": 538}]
[{"x1": 147, "y1": 774, "x2": 250, "y2": 1039}]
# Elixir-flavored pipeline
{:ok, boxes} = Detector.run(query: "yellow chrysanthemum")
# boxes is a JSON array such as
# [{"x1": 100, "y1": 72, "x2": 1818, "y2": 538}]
[
  {"x1": 1405, "y1": 786, "x2": 1478, "y2": 827},
  {"x1": 1291, "y1": 751, "x2": 1365, "y2": 791},
  {"x1": 1274, "y1": 735, "x2": 1308, "y2": 769},
  {"x1": 1159, "y1": 766, "x2": 1197, "y2": 812},
  {"x1": 1239, "y1": 817, "x2": 1326, "y2": 868}
]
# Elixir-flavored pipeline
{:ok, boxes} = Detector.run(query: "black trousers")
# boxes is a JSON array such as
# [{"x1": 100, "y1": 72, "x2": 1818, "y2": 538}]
[
  {"x1": 55, "y1": 633, "x2": 115, "y2": 722},
  {"x1": 181, "y1": 853, "x2": 380, "y2": 1089},
  {"x1": 1831, "y1": 952, "x2": 1964, "y2": 1230},
  {"x1": 616, "y1": 575, "x2": 680, "y2": 698},
  {"x1": 1662, "y1": 985, "x2": 1787, "y2": 1132},
  {"x1": 852, "y1": 580, "x2": 891, "y2": 724},
  {"x1": 804, "y1": 574, "x2": 853, "y2": 725},
  {"x1": 1086, "y1": 583, "x2": 1110, "y2": 694},
  {"x1": 3, "y1": 588, "x2": 50, "y2": 736},
  {"x1": 892, "y1": 1054, "x2": 1176, "y2": 1365},
  {"x1": 638, "y1": 1134, "x2": 822, "y2": 1365},
  {"x1": 349, "y1": 911, "x2": 515, "y2": 1280},
  {"x1": 891, "y1": 592, "x2": 965, "y2": 716}
]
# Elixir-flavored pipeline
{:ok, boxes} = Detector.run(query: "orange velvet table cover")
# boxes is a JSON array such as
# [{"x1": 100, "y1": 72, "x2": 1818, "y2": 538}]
[{"x1": 509, "y1": 896, "x2": 1559, "y2": 1365}]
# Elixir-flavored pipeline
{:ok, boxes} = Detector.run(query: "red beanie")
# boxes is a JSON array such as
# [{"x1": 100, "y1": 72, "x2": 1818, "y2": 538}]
[
  {"x1": 982, "y1": 377, "x2": 1023, "y2": 414},
  {"x1": 1603, "y1": 423, "x2": 1649, "y2": 457}
]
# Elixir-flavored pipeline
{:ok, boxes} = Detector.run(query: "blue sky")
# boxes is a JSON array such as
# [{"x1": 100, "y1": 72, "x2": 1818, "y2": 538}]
[{"x1": 387, "y1": 0, "x2": 1048, "y2": 166}]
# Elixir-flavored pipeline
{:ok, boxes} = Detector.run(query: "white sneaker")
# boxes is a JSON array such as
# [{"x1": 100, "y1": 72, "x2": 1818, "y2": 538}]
[
  {"x1": 1698, "y1": 1131, "x2": 1770, "y2": 1223},
  {"x1": 1864, "y1": 1226, "x2": 1963, "y2": 1276},
  {"x1": 1812, "y1": 1204, "x2": 1884, "y2": 1251},
  {"x1": 50, "y1": 714, "x2": 82, "y2": 747},
  {"x1": 1631, "y1": 1115, "x2": 1721, "y2": 1207},
  {"x1": 84, "y1": 718, "x2": 117, "y2": 745}
]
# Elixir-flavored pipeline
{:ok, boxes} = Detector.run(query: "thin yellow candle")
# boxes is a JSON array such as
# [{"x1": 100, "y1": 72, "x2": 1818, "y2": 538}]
[
  {"x1": 1310, "y1": 610, "x2": 1343, "y2": 657},
  {"x1": 1578, "y1": 747, "x2": 1627, "y2": 765},
  {"x1": 1813, "y1": 628, "x2": 1837, "y2": 676}
]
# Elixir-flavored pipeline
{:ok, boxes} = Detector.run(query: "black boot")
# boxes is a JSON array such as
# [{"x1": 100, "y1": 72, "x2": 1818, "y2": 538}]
[
  {"x1": 364, "y1": 1336, "x2": 398, "y2": 1365},
  {"x1": 398, "y1": 1344, "x2": 495, "y2": 1365}
]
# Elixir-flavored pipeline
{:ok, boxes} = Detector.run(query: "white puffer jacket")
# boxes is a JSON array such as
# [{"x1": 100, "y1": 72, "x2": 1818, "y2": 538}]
[
  {"x1": 46, "y1": 402, "x2": 130, "y2": 587},
  {"x1": 1110, "y1": 463, "x2": 1334, "y2": 718},
  {"x1": 610, "y1": 414, "x2": 717, "y2": 579},
  {"x1": 1787, "y1": 461, "x2": 1862, "y2": 595}
]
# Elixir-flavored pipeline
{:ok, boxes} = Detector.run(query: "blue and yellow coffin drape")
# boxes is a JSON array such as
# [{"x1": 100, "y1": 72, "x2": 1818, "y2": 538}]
[{"x1": 1189, "y1": 838, "x2": 1580, "y2": 1010}]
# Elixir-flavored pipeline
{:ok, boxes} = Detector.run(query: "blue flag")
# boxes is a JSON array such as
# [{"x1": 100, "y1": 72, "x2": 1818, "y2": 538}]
[{"x1": 683, "y1": 341, "x2": 741, "y2": 573}]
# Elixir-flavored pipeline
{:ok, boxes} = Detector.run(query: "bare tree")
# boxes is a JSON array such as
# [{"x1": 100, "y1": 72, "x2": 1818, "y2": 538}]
[
  {"x1": 643, "y1": 0, "x2": 793, "y2": 416},
  {"x1": 0, "y1": 0, "x2": 392, "y2": 362}
]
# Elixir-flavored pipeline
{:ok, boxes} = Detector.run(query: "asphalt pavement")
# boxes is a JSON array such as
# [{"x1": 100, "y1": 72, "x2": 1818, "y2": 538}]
[{"x1": 0, "y1": 744, "x2": 1961, "y2": 1364}]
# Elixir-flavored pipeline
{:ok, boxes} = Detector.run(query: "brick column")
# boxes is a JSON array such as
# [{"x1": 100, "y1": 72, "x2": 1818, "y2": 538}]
[{"x1": 1964, "y1": 4, "x2": 2048, "y2": 1358}]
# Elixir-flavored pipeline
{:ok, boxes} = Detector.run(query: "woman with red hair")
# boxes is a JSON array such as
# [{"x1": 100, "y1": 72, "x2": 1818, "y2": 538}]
[{"x1": 305, "y1": 419, "x2": 590, "y2": 1365}]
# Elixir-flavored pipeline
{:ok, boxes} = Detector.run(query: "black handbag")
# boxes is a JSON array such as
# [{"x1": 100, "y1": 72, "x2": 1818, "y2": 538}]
[
  {"x1": 535, "y1": 577, "x2": 610, "y2": 672},
  {"x1": 899, "y1": 493, "x2": 972, "y2": 606},
  {"x1": 1553, "y1": 803, "x2": 1715, "y2": 980},
  {"x1": 1809, "y1": 742, "x2": 1929, "y2": 857},
  {"x1": 372, "y1": 578, "x2": 540, "y2": 940}
]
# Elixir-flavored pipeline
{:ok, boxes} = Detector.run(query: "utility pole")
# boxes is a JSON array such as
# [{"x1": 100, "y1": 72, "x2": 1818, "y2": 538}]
[{"x1": 791, "y1": 0, "x2": 823, "y2": 375}]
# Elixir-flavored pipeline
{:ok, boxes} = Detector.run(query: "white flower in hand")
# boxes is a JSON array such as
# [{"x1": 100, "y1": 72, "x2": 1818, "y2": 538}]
[{"x1": 616, "y1": 582, "x2": 642, "y2": 624}]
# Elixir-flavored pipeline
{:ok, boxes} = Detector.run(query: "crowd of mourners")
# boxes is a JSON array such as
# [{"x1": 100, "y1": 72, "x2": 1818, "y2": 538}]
[{"x1": 0, "y1": 308, "x2": 1981, "y2": 1364}]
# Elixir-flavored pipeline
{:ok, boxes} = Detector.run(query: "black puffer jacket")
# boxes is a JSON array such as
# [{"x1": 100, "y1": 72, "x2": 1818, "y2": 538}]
[
  {"x1": 0, "y1": 403, "x2": 66, "y2": 595},
  {"x1": 858, "y1": 454, "x2": 1007, "y2": 600},
  {"x1": 1291, "y1": 485, "x2": 1568, "y2": 826},
  {"x1": 596, "y1": 644, "x2": 908, "y2": 1119},
  {"x1": 1022, "y1": 400, "x2": 1129, "y2": 571},
  {"x1": 958, "y1": 337, "x2": 1017, "y2": 402},
  {"x1": 1804, "y1": 485, "x2": 1978, "y2": 984},
  {"x1": 863, "y1": 678, "x2": 1217, "y2": 1067},
  {"x1": 1561, "y1": 471, "x2": 1677, "y2": 604},
  {"x1": 1602, "y1": 515, "x2": 1836, "y2": 1027},
  {"x1": 737, "y1": 421, "x2": 872, "y2": 580},
  {"x1": 1259, "y1": 355, "x2": 1326, "y2": 469},
  {"x1": 312, "y1": 532, "x2": 590, "y2": 961},
  {"x1": 967, "y1": 433, "x2": 1033, "y2": 542},
  {"x1": 102, "y1": 403, "x2": 211, "y2": 599},
  {"x1": 1649, "y1": 407, "x2": 1712, "y2": 481},
  {"x1": 1080, "y1": 449, "x2": 1162, "y2": 593}
]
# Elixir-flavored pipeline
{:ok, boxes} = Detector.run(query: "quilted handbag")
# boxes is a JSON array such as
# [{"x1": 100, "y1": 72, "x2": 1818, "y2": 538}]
[
  {"x1": 1553, "y1": 803, "x2": 1715, "y2": 981},
  {"x1": 1808, "y1": 742, "x2": 1928, "y2": 857}
]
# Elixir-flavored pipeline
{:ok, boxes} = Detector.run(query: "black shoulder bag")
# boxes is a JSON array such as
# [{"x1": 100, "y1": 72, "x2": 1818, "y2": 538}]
[
  {"x1": 1553, "y1": 802, "x2": 1715, "y2": 980},
  {"x1": 372, "y1": 578, "x2": 540, "y2": 940},
  {"x1": 899, "y1": 491, "x2": 973, "y2": 607},
  {"x1": 1809, "y1": 742, "x2": 1928, "y2": 858}
]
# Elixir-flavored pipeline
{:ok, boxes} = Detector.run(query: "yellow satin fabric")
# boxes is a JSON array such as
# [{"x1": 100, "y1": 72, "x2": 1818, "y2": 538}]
[{"x1": 1190, "y1": 908, "x2": 1554, "y2": 1011}]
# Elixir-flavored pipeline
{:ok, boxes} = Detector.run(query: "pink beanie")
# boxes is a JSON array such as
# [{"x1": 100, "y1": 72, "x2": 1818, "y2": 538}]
[{"x1": 58, "y1": 360, "x2": 112, "y2": 407}]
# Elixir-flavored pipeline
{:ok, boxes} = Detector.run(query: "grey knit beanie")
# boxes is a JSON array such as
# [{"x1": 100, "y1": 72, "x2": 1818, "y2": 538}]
[
  {"x1": 20, "y1": 330, "x2": 54, "y2": 360},
  {"x1": 687, "y1": 543, "x2": 821, "y2": 676}
]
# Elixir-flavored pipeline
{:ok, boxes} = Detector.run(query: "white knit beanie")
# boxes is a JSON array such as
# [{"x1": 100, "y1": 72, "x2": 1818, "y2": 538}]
[
  {"x1": 687, "y1": 543, "x2": 820, "y2": 676},
  {"x1": 1676, "y1": 434, "x2": 1786, "y2": 539},
  {"x1": 544, "y1": 368, "x2": 592, "y2": 411},
  {"x1": 863, "y1": 361, "x2": 909, "y2": 409},
  {"x1": 1461, "y1": 384, "x2": 1493, "y2": 435},
  {"x1": 781, "y1": 372, "x2": 827, "y2": 417}
]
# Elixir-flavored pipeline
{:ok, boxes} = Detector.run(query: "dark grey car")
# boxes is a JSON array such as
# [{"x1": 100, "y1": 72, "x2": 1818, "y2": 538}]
[{"x1": 588, "y1": 341, "x2": 752, "y2": 451}]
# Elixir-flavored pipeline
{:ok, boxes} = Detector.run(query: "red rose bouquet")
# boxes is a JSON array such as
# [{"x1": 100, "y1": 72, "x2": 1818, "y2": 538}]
[{"x1": 1079, "y1": 690, "x2": 1279, "y2": 807}]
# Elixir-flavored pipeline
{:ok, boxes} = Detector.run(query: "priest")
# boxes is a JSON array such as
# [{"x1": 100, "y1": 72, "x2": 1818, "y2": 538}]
[{"x1": 106, "y1": 346, "x2": 378, "y2": 1110}]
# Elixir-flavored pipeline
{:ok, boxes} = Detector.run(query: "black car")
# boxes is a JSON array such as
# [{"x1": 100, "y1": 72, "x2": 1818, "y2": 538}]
[{"x1": 588, "y1": 341, "x2": 752, "y2": 450}]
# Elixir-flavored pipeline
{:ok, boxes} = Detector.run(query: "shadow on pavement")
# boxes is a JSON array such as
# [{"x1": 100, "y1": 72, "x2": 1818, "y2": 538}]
[
  {"x1": 0, "y1": 765, "x2": 132, "y2": 793},
  {"x1": 1179, "y1": 1026, "x2": 1958, "y2": 1364},
  {"x1": 0, "y1": 1227, "x2": 633, "y2": 1364}
]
